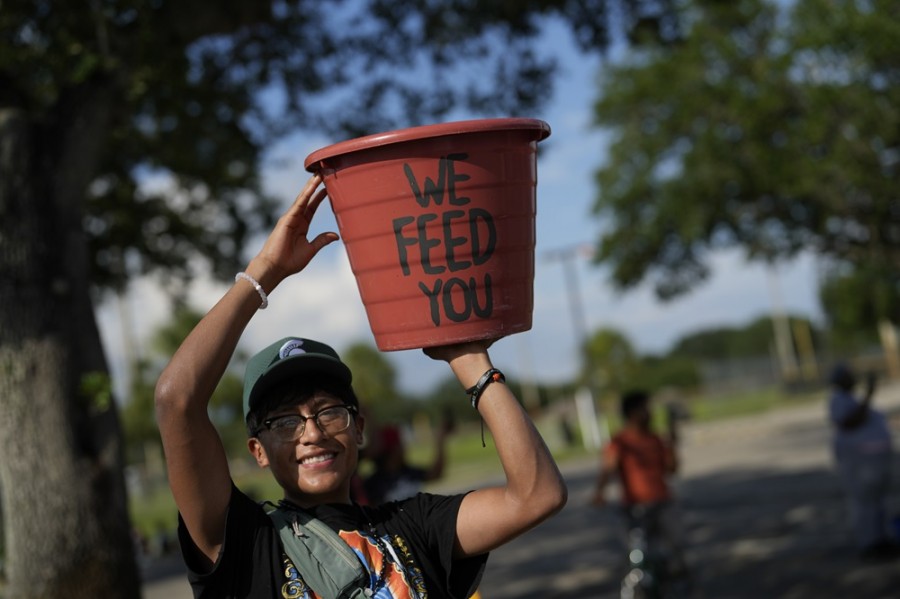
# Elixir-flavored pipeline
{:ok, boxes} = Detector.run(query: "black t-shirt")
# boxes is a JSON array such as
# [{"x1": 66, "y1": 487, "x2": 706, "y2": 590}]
[
  {"x1": 177, "y1": 485, "x2": 487, "y2": 598},
  {"x1": 364, "y1": 465, "x2": 429, "y2": 504}
]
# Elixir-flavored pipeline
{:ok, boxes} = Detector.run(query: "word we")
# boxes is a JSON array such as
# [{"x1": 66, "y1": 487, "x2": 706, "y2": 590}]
[{"x1": 392, "y1": 153, "x2": 496, "y2": 326}]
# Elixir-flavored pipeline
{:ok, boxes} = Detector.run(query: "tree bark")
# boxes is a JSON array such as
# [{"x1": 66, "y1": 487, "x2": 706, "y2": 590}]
[{"x1": 0, "y1": 95, "x2": 140, "y2": 596}]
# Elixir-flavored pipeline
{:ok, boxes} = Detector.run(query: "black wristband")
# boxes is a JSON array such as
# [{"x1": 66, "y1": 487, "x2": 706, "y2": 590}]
[{"x1": 466, "y1": 368, "x2": 505, "y2": 409}]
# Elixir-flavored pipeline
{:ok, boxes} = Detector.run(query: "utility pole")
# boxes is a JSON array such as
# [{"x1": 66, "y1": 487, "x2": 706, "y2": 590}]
[
  {"x1": 766, "y1": 265, "x2": 800, "y2": 383},
  {"x1": 545, "y1": 245, "x2": 592, "y2": 344},
  {"x1": 544, "y1": 243, "x2": 606, "y2": 448}
]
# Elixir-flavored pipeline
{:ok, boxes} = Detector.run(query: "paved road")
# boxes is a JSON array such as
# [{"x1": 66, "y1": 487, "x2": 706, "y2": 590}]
[{"x1": 143, "y1": 381, "x2": 900, "y2": 599}]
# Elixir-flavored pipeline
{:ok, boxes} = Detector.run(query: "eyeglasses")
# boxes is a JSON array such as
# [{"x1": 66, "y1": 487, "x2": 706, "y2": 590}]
[{"x1": 256, "y1": 405, "x2": 357, "y2": 441}]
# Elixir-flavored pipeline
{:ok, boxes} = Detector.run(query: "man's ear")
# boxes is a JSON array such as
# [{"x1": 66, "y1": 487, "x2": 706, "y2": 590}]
[{"x1": 248, "y1": 437, "x2": 270, "y2": 468}]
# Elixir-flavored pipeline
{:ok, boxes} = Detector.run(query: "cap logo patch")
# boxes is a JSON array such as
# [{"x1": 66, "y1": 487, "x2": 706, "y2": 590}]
[{"x1": 278, "y1": 338, "x2": 306, "y2": 360}]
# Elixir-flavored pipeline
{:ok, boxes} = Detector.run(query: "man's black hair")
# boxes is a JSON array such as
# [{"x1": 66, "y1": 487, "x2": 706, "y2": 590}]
[
  {"x1": 245, "y1": 374, "x2": 360, "y2": 437},
  {"x1": 829, "y1": 363, "x2": 856, "y2": 391},
  {"x1": 620, "y1": 390, "x2": 650, "y2": 419}
]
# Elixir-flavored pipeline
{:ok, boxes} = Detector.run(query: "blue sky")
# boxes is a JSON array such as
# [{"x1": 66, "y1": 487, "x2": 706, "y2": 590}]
[{"x1": 96, "y1": 17, "x2": 823, "y2": 398}]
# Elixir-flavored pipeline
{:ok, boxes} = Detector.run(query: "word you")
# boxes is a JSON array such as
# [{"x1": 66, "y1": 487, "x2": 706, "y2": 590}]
[{"x1": 392, "y1": 153, "x2": 496, "y2": 326}]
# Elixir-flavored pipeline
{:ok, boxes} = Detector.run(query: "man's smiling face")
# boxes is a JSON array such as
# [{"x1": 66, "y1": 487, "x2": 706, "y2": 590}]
[{"x1": 248, "y1": 391, "x2": 365, "y2": 507}]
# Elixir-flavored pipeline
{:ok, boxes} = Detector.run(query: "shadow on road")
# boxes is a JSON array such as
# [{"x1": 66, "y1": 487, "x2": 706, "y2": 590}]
[
  {"x1": 480, "y1": 432, "x2": 900, "y2": 598},
  {"x1": 682, "y1": 466, "x2": 899, "y2": 599}
]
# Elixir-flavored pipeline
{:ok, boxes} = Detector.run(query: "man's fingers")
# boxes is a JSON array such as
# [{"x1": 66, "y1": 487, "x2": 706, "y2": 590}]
[
  {"x1": 305, "y1": 186, "x2": 329, "y2": 217},
  {"x1": 285, "y1": 174, "x2": 324, "y2": 218},
  {"x1": 309, "y1": 231, "x2": 339, "y2": 252}
]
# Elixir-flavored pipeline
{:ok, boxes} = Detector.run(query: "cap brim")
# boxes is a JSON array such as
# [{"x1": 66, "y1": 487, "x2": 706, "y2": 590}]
[{"x1": 247, "y1": 353, "x2": 352, "y2": 412}]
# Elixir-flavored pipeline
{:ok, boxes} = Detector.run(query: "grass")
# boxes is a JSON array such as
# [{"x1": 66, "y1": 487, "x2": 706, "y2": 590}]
[
  {"x1": 128, "y1": 384, "x2": 821, "y2": 539},
  {"x1": 686, "y1": 385, "x2": 822, "y2": 422}
]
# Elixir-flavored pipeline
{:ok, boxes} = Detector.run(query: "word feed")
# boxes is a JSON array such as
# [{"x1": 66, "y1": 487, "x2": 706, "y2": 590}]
[{"x1": 392, "y1": 153, "x2": 497, "y2": 326}]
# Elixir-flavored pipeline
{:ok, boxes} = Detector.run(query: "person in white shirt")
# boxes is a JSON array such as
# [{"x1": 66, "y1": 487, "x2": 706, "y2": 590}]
[{"x1": 827, "y1": 363, "x2": 898, "y2": 560}]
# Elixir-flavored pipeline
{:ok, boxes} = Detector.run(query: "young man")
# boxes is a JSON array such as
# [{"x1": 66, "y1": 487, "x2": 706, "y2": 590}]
[
  {"x1": 592, "y1": 390, "x2": 686, "y2": 574},
  {"x1": 154, "y1": 174, "x2": 567, "y2": 598},
  {"x1": 592, "y1": 390, "x2": 677, "y2": 508}
]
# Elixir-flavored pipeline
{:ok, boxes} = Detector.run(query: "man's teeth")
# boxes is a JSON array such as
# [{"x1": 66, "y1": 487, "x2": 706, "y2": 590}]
[{"x1": 302, "y1": 454, "x2": 335, "y2": 465}]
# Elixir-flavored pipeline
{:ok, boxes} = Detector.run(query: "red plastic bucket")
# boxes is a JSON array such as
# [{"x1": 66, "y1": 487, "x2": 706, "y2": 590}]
[{"x1": 304, "y1": 118, "x2": 551, "y2": 351}]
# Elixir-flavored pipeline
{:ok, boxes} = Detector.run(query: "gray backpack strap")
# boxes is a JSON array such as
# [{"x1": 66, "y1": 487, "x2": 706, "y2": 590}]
[{"x1": 268, "y1": 504, "x2": 372, "y2": 599}]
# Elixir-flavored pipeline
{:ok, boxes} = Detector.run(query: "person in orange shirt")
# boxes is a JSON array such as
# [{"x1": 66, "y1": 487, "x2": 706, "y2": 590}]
[{"x1": 592, "y1": 389, "x2": 688, "y2": 576}]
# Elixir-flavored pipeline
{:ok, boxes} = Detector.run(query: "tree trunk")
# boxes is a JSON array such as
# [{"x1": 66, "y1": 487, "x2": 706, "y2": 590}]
[{"x1": 0, "y1": 98, "x2": 140, "y2": 596}]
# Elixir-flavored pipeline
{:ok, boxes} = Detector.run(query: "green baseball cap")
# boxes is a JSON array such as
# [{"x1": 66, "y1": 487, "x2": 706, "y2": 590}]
[{"x1": 243, "y1": 337, "x2": 353, "y2": 419}]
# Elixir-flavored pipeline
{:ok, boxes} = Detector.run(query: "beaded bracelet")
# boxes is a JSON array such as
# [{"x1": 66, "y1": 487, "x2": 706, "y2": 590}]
[
  {"x1": 465, "y1": 368, "x2": 505, "y2": 410},
  {"x1": 235, "y1": 272, "x2": 269, "y2": 309}
]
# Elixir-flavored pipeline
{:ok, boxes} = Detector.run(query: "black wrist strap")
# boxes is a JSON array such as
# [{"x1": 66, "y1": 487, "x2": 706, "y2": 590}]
[{"x1": 466, "y1": 368, "x2": 505, "y2": 410}]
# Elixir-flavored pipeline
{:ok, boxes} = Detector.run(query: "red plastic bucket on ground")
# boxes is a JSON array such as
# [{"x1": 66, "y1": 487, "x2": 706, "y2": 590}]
[{"x1": 304, "y1": 118, "x2": 551, "y2": 351}]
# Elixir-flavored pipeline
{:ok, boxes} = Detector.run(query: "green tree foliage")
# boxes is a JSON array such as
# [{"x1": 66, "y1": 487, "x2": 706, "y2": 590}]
[
  {"x1": 671, "y1": 314, "x2": 820, "y2": 360},
  {"x1": 819, "y1": 264, "x2": 895, "y2": 351},
  {"x1": 421, "y1": 375, "x2": 482, "y2": 426},
  {"x1": 342, "y1": 341, "x2": 410, "y2": 423},
  {"x1": 671, "y1": 326, "x2": 739, "y2": 361},
  {"x1": 634, "y1": 354, "x2": 701, "y2": 392},
  {"x1": 120, "y1": 307, "x2": 249, "y2": 462},
  {"x1": 581, "y1": 326, "x2": 701, "y2": 397},
  {"x1": 589, "y1": 0, "x2": 900, "y2": 303},
  {"x1": 582, "y1": 327, "x2": 639, "y2": 392},
  {"x1": 150, "y1": 306, "x2": 210, "y2": 357},
  {"x1": 209, "y1": 372, "x2": 250, "y2": 457},
  {"x1": 150, "y1": 306, "x2": 250, "y2": 452},
  {"x1": 423, "y1": 372, "x2": 552, "y2": 420},
  {"x1": 120, "y1": 359, "x2": 160, "y2": 461}
]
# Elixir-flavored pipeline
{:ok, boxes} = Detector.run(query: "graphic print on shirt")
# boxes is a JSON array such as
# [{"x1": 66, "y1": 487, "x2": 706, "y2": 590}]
[
  {"x1": 278, "y1": 529, "x2": 428, "y2": 599},
  {"x1": 280, "y1": 553, "x2": 311, "y2": 599}
]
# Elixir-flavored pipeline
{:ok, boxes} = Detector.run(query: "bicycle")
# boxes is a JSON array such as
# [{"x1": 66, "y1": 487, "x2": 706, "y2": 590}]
[{"x1": 619, "y1": 503, "x2": 692, "y2": 599}]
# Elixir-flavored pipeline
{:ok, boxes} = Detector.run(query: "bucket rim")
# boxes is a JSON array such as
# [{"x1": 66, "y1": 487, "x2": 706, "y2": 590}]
[{"x1": 304, "y1": 117, "x2": 551, "y2": 172}]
